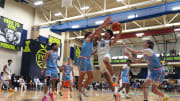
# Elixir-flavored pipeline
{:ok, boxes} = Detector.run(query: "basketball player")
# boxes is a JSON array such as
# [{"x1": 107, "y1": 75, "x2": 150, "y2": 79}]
[
  {"x1": 0, "y1": 59, "x2": 14, "y2": 92},
  {"x1": 41, "y1": 43, "x2": 60, "y2": 101},
  {"x1": 78, "y1": 16, "x2": 111, "y2": 101},
  {"x1": 59, "y1": 58, "x2": 74, "y2": 98},
  {"x1": 122, "y1": 40, "x2": 169, "y2": 101},
  {"x1": 118, "y1": 59, "x2": 132, "y2": 99},
  {"x1": 96, "y1": 25, "x2": 122, "y2": 94}
]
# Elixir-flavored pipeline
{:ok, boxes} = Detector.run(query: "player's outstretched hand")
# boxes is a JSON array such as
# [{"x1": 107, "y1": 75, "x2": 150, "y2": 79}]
[{"x1": 103, "y1": 16, "x2": 112, "y2": 27}]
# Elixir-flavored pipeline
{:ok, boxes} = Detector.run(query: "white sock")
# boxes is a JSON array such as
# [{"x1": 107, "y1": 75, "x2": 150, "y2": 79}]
[
  {"x1": 49, "y1": 89, "x2": 53, "y2": 93},
  {"x1": 44, "y1": 93, "x2": 47, "y2": 96}
]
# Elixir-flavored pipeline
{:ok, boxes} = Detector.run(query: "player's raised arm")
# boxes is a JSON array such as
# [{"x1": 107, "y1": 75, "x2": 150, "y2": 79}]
[
  {"x1": 88, "y1": 16, "x2": 112, "y2": 41},
  {"x1": 123, "y1": 52, "x2": 144, "y2": 63},
  {"x1": 122, "y1": 42, "x2": 144, "y2": 55}
]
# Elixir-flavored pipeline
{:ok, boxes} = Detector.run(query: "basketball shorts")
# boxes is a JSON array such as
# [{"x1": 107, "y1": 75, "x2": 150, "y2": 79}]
[
  {"x1": 98, "y1": 54, "x2": 111, "y2": 73},
  {"x1": 62, "y1": 74, "x2": 71, "y2": 81},
  {"x1": 45, "y1": 67, "x2": 58, "y2": 79},
  {"x1": 79, "y1": 57, "x2": 93, "y2": 72},
  {"x1": 148, "y1": 68, "x2": 165, "y2": 84},
  {"x1": 2, "y1": 74, "x2": 11, "y2": 80}
]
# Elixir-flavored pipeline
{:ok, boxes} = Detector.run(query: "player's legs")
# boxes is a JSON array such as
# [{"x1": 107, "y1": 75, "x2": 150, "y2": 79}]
[
  {"x1": 52, "y1": 79, "x2": 57, "y2": 93},
  {"x1": 60, "y1": 81, "x2": 64, "y2": 90},
  {"x1": 59, "y1": 75, "x2": 67, "y2": 96},
  {"x1": 78, "y1": 71, "x2": 86, "y2": 93},
  {"x1": 143, "y1": 78, "x2": 152, "y2": 100},
  {"x1": 0, "y1": 80, "x2": 4, "y2": 92},
  {"x1": 104, "y1": 71, "x2": 114, "y2": 92},
  {"x1": 68, "y1": 80, "x2": 73, "y2": 97},
  {"x1": 151, "y1": 84, "x2": 164, "y2": 97},
  {"x1": 103, "y1": 57, "x2": 114, "y2": 76},
  {"x1": 125, "y1": 83, "x2": 130, "y2": 94},
  {"x1": 83, "y1": 71, "x2": 94, "y2": 89},
  {"x1": 44, "y1": 76, "x2": 50, "y2": 95},
  {"x1": 118, "y1": 83, "x2": 126, "y2": 92}
]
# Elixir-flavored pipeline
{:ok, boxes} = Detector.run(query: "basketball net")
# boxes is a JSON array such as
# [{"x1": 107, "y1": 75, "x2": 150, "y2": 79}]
[{"x1": 61, "y1": 0, "x2": 73, "y2": 8}]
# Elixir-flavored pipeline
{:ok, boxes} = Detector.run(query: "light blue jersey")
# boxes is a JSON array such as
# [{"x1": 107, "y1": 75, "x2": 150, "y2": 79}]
[
  {"x1": 122, "y1": 65, "x2": 130, "y2": 77},
  {"x1": 62, "y1": 64, "x2": 72, "y2": 81},
  {"x1": 121, "y1": 65, "x2": 130, "y2": 83},
  {"x1": 79, "y1": 40, "x2": 94, "y2": 72},
  {"x1": 64, "y1": 64, "x2": 72, "y2": 75},
  {"x1": 144, "y1": 50, "x2": 165, "y2": 84},
  {"x1": 144, "y1": 53, "x2": 162, "y2": 71},
  {"x1": 46, "y1": 50, "x2": 58, "y2": 68},
  {"x1": 80, "y1": 40, "x2": 93, "y2": 58}
]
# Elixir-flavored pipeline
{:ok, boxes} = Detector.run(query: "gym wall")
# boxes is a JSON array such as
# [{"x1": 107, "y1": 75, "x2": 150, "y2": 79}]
[{"x1": 0, "y1": 0, "x2": 54, "y2": 75}]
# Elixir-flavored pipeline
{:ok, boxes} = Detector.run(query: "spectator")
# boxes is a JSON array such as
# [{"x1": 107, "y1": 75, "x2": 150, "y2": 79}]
[
  {"x1": 34, "y1": 76, "x2": 41, "y2": 90},
  {"x1": 19, "y1": 76, "x2": 26, "y2": 91}
]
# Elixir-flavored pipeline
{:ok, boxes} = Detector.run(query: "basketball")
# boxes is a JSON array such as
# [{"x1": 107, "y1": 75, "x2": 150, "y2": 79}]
[{"x1": 112, "y1": 22, "x2": 121, "y2": 31}]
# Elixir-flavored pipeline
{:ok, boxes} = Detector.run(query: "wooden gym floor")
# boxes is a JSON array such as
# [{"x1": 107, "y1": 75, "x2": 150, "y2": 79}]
[{"x1": 0, "y1": 89, "x2": 179, "y2": 101}]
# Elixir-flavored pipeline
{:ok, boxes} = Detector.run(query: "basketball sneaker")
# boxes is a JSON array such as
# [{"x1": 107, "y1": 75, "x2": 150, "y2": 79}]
[
  {"x1": 53, "y1": 91, "x2": 57, "y2": 94},
  {"x1": 59, "y1": 91, "x2": 63, "y2": 96},
  {"x1": 49, "y1": 92, "x2": 55, "y2": 101},
  {"x1": 79, "y1": 94, "x2": 83, "y2": 101},
  {"x1": 42, "y1": 96, "x2": 47, "y2": 101},
  {"x1": 82, "y1": 89, "x2": 88, "y2": 97},
  {"x1": 162, "y1": 96, "x2": 169, "y2": 101},
  {"x1": 9, "y1": 89, "x2": 15, "y2": 92}
]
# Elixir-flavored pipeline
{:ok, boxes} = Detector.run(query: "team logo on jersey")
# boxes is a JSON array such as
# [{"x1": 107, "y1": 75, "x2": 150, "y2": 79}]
[{"x1": 35, "y1": 44, "x2": 47, "y2": 69}]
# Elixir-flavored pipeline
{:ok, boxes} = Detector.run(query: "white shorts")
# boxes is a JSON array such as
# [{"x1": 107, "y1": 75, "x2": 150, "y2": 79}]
[
  {"x1": 98, "y1": 54, "x2": 111, "y2": 73},
  {"x1": 2, "y1": 74, "x2": 11, "y2": 80}
]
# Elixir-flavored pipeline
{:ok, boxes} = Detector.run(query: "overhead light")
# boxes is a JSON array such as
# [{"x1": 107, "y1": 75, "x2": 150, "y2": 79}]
[
  {"x1": 174, "y1": 28, "x2": 180, "y2": 31},
  {"x1": 95, "y1": 20, "x2": 104, "y2": 25},
  {"x1": 117, "y1": 40, "x2": 123, "y2": 43},
  {"x1": 76, "y1": 36, "x2": 84, "y2": 39},
  {"x1": 72, "y1": 25, "x2": 80, "y2": 28},
  {"x1": 136, "y1": 33, "x2": 144, "y2": 37},
  {"x1": 172, "y1": 7, "x2": 180, "y2": 11},
  {"x1": 142, "y1": 37, "x2": 150, "y2": 40},
  {"x1": 54, "y1": 12, "x2": 62, "y2": 16},
  {"x1": 80, "y1": 6, "x2": 89, "y2": 10},
  {"x1": 128, "y1": 15, "x2": 138, "y2": 19},
  {"x1": 34, "y1": 1, "x2": 43, "y2": 6}
]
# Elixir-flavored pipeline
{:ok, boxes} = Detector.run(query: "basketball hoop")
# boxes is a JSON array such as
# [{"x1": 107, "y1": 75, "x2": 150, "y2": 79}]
[{"x1": 62, "y1": 0, "x2": 72, "y2": 8}]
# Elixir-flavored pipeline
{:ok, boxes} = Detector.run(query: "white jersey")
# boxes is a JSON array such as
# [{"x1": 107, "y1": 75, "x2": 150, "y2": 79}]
[
  {"x1": 97, "y1": 39, "x2": 110, "y2": 56},
  {"x1": 2, "y1": 64, "x2": 11, "y2": 80},
  {"x1": 4, "y1": 64, "x2": 11, "y2": 74}
]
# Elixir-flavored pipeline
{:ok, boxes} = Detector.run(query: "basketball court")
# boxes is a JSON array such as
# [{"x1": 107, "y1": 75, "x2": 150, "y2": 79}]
[{"x1": 0, "y1": 0, "x2": 180, "y2": 101}]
